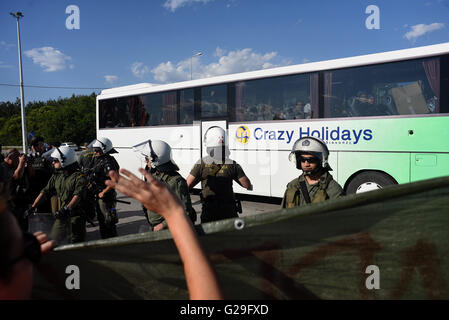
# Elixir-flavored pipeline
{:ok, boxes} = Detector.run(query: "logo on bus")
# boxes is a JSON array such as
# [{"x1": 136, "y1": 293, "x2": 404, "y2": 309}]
[{"x1": 235, "y1": 125, "x2": 251, "y2": 144}]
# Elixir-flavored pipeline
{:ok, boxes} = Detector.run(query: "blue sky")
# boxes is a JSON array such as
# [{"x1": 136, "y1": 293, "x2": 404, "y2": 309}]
[{"x1": 1, "y1": 0, "x2": 448, "y2": 103}]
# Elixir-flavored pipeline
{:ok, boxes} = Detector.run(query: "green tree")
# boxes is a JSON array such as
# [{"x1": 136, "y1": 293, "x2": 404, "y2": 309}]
[{"x1": 0, "y1": 93, "x2": 96, "y2": 147}]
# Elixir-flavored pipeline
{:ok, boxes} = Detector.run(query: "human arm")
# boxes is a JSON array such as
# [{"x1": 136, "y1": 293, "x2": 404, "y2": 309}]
[
  {"x1": 233, "y1": 163, "x2": 253, "y2": 191},
  {"x1": 186, "y1": 174, "x2": 200, "y2": 190},
  {"x1": 30, "y1": 193, "x2": 46, "y2": 209},
  {"x1": 98, "y1": 185, "x2": 113, "y2": 198},
  {"x1": 106, "y1": 168, "x2": 224, "y2": 300},
  {"x1": 12, "y1": 154, "x2": 26, "y2": 180},
  {"x1": 99, "y1": 158, "x2": 120, "y2": 198},
  {"x1": 66, "y1": 195, "x2": 81, "y2": 210},
  {"x1": 238, "y1": 176, "x2": 253, "y2": 191}
]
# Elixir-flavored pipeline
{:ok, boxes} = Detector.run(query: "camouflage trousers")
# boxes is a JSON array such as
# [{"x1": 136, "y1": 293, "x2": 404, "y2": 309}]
[
  {"x1": 96, "y1": 197, "x2": 118, "y2": 239},
  {"x1": 50, "y1": 214, "x2": 86, "y2": 245}
]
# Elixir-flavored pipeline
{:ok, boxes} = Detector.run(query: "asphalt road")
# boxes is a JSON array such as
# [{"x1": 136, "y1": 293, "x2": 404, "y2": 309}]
[{"x1": 84, "y1": 192, "x2": 281, "y2": 241}]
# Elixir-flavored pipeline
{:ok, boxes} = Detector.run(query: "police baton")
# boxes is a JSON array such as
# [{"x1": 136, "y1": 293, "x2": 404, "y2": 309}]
[{"x1": 116, "y1": 199, "x2": 131, "y2": 205}]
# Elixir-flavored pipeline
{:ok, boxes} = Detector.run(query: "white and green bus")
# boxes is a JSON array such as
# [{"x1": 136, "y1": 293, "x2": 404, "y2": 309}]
[{"x1": 96, "y1": 42, "x2": 449, "y2": 197}]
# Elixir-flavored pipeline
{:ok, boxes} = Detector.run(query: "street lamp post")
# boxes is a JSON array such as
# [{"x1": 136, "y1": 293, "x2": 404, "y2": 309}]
[
  {"x1": 10, "y1": 11, "x2": 27, "y2": 153},
  {"x1": 190, "y1": 52, "x2": 202, "y2": 80}
]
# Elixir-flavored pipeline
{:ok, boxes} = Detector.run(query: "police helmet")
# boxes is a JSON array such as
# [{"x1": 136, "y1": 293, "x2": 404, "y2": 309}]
[
  {"x1": 49, "y1": 146, "x2": 77, "y2": 168},
  {"x1": 203, "y1": 126, "x2": 230, "y2": 160},
  {"x1": 289, "y1": 136, "x2": 331, "y2": 170},
  {"x1": 88, "y1": 137, "x2": 117, "y2": 154},
  {"x1": 203, "y1": 126, "x2": 226, "y2": 148},
  {"x1": 133, "y1": 139, "x2": 178, "y2": 170}
]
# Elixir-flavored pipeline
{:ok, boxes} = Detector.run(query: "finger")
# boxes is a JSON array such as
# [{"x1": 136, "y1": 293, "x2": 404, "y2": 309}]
[
  {"x1": 34, "y1": 232, "x2": 48, "y2": 244},
  {"x1": 33, "y1": 231, "x2": 44, "y2": 238},
  {"x1": 106, "y1": 178, "x2": 136, "y2": 196},
  {"x1": 108, "y1": 170, "x2": 120, "y2": 183},
  {"x1": 41, "y1": 240, "x2": 55, "y2": 254},
  {"x1": 107, "y1": 171, "x2": 144, "y2": 200},
  {"x1": 138, "y1": 168, "x2": 158, "y2": 186},
  {"x1": 120, "y1": 168, "x2": 146, "y2": 186}
]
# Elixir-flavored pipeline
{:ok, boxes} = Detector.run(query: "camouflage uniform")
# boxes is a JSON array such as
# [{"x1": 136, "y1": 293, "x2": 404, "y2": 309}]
[
  {"x1": 190, "y1": 156, "x2": 246, "y2": 223},
  {"x1": 77, "y1": 148, "x2": 98, "y2": 224},
  {"x1": 92, "y1": 154, "x2": 120, "y2": 239},
  {"x1": 143, "y1": 167, "x2": 196, "y2": 229},
  {"x1": 281, "y1": 171, "x2": 344, "y2": 208},
  {"x1": 77, "y1": 148, "x2": 96, "y2": 170},
  {"x1": 41, "y1": 168, "x2": 87, "y2": 244}
]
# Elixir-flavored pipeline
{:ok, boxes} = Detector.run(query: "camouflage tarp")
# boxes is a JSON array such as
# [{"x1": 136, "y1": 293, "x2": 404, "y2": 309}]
[{"x1": 32, "y1": 176, "x2": 449, "y2": 299}]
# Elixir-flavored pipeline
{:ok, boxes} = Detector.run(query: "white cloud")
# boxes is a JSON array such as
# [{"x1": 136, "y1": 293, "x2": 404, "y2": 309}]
[
  {"x1": 152, "y1": 48, "x2": 288, "y2": 83},
  {"x1": 131, "y1": 62, "x2": 150, "y2": 78},
  {"x1": 214, "y1": 47, "x2": 226, "y2": 57},
  {"x1": 404, "y1": 23, "x2": 445, "y2": 41},
  {"x1": 104, "y1": 75, "x2": 118, "y2": 84},
  {"x1": 163, "y1": 0, "x2": 213, "y2": 12},
  {"x1": 24, "y1": 47, "x2": 72, "y2": 72},
  {"x1": 152, "y1": 61, "x2": 188, "y2": 83}
]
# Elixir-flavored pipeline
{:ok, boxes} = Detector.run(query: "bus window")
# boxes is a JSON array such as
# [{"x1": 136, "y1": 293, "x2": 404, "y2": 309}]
[
  {"x1": 201, "y1": 84, "x2": 227, "y2": 118},
  {"x1": 232, "y1": 73, "x2": 316, "y2": 122},
  {"x1": 142, "y1": 92, "x2": 177, "y2": 126},
  {"x1": 323, "y1": 57, "x2": 442, "y2": 118},
  {"x1": 180, "y1": 89, "x2": 194, "y2": 124},
  {"x1": 161, "y1": 91, "x2": 177, "y2": 125}
]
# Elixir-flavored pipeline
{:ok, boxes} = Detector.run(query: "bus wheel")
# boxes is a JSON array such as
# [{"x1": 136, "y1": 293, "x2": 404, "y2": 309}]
[{"x1": 346, "y1": 171, "x2": 396, "y2": 194}]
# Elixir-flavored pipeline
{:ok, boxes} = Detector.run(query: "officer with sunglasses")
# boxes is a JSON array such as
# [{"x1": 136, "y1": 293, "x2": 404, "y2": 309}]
[{"x1": 281, "y1": 136, "x2": 344, "y2": 208}]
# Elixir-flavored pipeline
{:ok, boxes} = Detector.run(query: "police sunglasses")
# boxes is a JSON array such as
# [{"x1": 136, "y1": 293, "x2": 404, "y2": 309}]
[
  {"x1": 1, "y1": 232, "x2": 41, "y2": 270},
  {"x1": 299, "y1": 156, "x2": 319, "y2": 164}
]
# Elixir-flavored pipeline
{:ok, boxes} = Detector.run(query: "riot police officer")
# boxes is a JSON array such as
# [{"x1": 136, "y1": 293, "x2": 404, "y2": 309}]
[
  {"x1": 27, "y1": 136, "x2": 53, "y2": 213},
  {"x1": 88, "y1": 137, "x2": 120, "y2": 238},
  {"x1": 77, "y1": 145, "x2": 96, "y2": 170},
  {"x1": 186, "y1": 126, "x2": 253, "y2": 223},
  {"x1": 281, "y1": 136, "x2": 344, "y2": 208},
  {"x1": 133, "y1": 139, "x2": 196, "y2": 231},
  {"x1": 28, "y1": 146, "x2": 88, "y2": 244}
]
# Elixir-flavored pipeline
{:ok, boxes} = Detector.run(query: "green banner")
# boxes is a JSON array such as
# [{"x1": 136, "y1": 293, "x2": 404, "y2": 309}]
[{"x1": 32, "y1": 176, "x2": 449, "y2": 299}]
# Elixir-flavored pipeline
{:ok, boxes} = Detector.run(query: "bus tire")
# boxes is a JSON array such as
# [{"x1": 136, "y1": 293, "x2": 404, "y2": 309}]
[{"x1": 346, "y1": 171, "x2": 396, "y2": 194}]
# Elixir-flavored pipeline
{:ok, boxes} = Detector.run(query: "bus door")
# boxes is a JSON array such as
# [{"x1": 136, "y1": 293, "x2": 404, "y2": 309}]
[{"x1": 200, "y1": 120, "x2": 228, "y2": 159}]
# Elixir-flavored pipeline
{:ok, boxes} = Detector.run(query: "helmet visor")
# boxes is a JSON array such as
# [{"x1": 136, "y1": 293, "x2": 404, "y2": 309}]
[
  {"x1": 88, "y1": 139, "x2": 107, "y2": 151},
  {"x1": 132, "y1": 140, "x2": 151, "y2": 157},
  {"x1": 42, "y1": 147, "x2": 55, "y2": 161}
]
